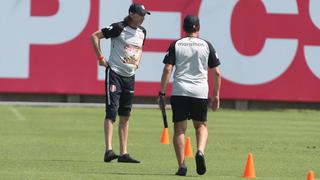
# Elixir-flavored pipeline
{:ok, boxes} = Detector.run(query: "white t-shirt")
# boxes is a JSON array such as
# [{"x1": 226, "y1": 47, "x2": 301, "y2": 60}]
[
  {"x1": 102, "y1": 21, "x2": 146, "y2": 77},
  {"x1": 163, "y1": 37, "x2": 220, "y2": 99}
]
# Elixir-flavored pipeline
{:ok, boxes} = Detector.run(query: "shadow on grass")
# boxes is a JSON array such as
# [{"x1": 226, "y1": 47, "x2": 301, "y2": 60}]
[
  {"x1": 32, "y1": 159, "x2": 101, "y2": 163},
  {"x1": 32, "y1": 159, "x2": 198, "y2": 177},
  {"x1": 85, "y1": 171, "x2": 197, "y2": 177}
]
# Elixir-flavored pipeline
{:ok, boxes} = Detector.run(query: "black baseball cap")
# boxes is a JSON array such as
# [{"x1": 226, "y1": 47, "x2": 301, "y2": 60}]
[
  {"x1": 129, "y1": 3, "x2": 151, "y2": 16},
  {"x1": 183, "y1": 15, "x2": 200, "y2": 32}
]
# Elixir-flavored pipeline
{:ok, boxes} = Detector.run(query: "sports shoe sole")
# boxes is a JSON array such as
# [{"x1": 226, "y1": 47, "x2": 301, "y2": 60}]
[
  {"x1": 117, "y1": 159, "x2": 140, "y2": 163},
  {"x1": 195, "y1": 153, "x2": 206, "y2": 175}
]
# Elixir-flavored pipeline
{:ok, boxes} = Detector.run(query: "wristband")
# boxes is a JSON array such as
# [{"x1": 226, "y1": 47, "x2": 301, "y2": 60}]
[{"x1": 158, "y1": 91, "x2": 165, "y2": 96}]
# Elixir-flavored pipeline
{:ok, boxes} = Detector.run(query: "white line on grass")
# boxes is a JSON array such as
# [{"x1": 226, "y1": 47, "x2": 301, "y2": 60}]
[
  {"x1": 8, "y1": 106, "x2": 26, "y2": 121},
  {"x1": 0, "y1": 101, "x2": 169, "y2": 109}
]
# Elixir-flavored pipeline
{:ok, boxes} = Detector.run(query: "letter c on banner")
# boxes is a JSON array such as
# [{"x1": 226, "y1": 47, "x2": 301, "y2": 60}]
[
  {"x1": 304, "y1": 0, "x2": 320, "y2": 79},
  {"x1": 199, "y1": 0, "x2": 298, "y2": 85}
]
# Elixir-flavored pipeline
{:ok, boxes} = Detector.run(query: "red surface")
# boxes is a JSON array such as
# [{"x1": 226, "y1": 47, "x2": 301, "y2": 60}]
[{"x1": 0, "y1": 0, "x2": 319, "y2": 102}]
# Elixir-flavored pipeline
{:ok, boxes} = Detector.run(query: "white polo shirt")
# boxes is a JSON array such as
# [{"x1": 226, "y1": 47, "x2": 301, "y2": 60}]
[
  {"x1": 163, "y1": 37, "x2": 220, "y2": 99},
  {"x1": 102, "y1": 21, "x2": 146, "y2": 77}
]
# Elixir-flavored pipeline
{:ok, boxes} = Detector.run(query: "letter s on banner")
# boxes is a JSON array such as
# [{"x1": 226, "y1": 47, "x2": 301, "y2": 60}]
[
  {"x1": 0, "y1": 0, "x2": 90, "y2": 78},
  {"x1": 199, "y1": 0, "x2": 298, "y2": 85},
  {"x1": 304, "y1": 0, "x2": 320, "y2": 79}
]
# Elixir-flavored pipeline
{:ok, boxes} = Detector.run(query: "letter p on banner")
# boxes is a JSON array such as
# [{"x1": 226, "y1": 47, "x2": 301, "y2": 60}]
[{"x1": 0, "y1": 0, "x2": 90, "y2": 78}]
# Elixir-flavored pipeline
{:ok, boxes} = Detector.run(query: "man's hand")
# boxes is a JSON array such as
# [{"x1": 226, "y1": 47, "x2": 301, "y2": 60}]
[
  {"x1": 158, "y1": 96, "x2": 166, "y2": 109},
  {"x1": 157, "y1": 92, "x2": 168, "y2": 128},
  {"x1": 211, "y1": 96, "x2": 220, "y2": 111},
  {"x1": 157, "y1": 92, "x2": 166, "y2": 109},
  {"x1": 98, "y1": 57, "x2": 108, "y2": 67}
]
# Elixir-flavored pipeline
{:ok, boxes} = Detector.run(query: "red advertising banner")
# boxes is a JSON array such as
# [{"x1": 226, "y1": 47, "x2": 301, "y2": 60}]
[{"x1": 0, "y1": 0, "x2": 319, "y2": 102}]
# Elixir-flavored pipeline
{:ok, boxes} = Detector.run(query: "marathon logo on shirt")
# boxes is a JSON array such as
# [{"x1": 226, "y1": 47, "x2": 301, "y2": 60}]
[{"x1": 177, "y1": 42, "x2": 205, "y2": 47}]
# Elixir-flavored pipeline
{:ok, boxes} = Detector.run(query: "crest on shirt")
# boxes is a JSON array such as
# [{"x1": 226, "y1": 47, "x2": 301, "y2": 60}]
[{"x1": 109, "y1": 85, "x2": 116, "y2": 92}]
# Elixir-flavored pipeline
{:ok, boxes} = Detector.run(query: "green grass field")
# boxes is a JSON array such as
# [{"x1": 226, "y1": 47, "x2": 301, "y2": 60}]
[{"x1": 0, "y1": 105, "x2": 319, "y2": 180}]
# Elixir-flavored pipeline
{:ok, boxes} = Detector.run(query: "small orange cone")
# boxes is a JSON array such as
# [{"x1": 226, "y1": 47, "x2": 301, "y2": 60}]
[
  {"x1": 184, "y1": 137, "x2": 193, "y2": 157},
  {"x1": 160, "y1": 128, "x2": 170, "y2": 144},
  {"x1": 243, "y1": 153, "x2": 256, "y2": 178},
  {"x1": 307, "y1": 170, "x2": 314, "y2": 180}
]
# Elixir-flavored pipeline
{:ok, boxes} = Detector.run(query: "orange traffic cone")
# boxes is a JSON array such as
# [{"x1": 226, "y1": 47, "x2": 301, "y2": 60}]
[
  {"x1": 243, "y1": 153, "x2": 256, "y2": 178},
  {"x1": 307, "y1": 170, "x2": 315, "y2": 180},
  {"x1": 160, "y1": 128, "x2": 170, "y2": 144},
  {"x1": 184, "y1": 137, "x2": 193, "y2": 157}
]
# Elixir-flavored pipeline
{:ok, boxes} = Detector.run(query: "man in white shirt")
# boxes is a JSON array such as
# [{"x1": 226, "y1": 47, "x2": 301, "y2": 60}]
[
  {"x1": 91, "y1": 3, "x2": 150, "y2": 163},
  {"x1": 159, "y1": 15, "x2": 221, "y2": 176}
]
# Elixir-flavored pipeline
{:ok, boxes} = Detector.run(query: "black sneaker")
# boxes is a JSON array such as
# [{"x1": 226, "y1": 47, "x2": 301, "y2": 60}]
[
  {"x1": 175, "y1": 166, "x2": 187, "y2": 176},
  {"x1": 117, "y1": 154, "x2": 140, "y2": 163},
  {"x1": 195, "y1": 151, "x2": 206, "y2": 175},
  {"x1": 104, "y1": 150, "x2": 119, "y2": 162}
]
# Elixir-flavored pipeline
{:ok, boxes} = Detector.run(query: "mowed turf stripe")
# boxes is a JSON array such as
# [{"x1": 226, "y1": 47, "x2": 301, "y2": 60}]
[{"x1": 0, "y1": 106, "x2": 319, "y2": 180}]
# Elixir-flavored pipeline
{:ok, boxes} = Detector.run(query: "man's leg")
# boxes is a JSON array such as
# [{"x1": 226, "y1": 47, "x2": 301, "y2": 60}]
[
  {"x1": 104, "y1": 68, "x2": 121, "y2": 162},
  {"x1": 170, "y1": 96, "x2": 189, "y2": 175},
  {"x1": 118, "y1": 116, "x2": 129, "y2": 155},
  {"x1": 173, "y1": 120, "x2": 187, "y2": 168},
  {"x1": 104, "y1": 118, "x2": 119, "y2": 162},
  {"x1": 192, "y1": 120, "x2": 208, "y2": 153},
  {"x1": 104, "y1": 118, "x2": 114, "y2": 150},
  {"x1": 193, "y1": 120, "x2": 208, "y2": 175},
  {"x1": 117, "y1": 115, "x2": 140, "y2": 163}
]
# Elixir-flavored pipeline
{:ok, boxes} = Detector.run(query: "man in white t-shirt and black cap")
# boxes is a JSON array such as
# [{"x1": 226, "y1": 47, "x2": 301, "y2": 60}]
[
  {"x1": 91, "y1": 3, "x2": 150, "y2": 164},
  {"x1": 159, "y1": 15, "x2": 221, "y2": 176}
]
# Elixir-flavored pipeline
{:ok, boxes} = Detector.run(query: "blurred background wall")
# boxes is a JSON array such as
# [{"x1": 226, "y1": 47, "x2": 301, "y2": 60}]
[{"x1": 1, "y1": 0, "x2": 320, "y2": 109}]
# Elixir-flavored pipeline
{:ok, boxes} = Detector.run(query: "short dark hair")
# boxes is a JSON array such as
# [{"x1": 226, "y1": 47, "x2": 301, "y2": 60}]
[{"x1": 183, "y1": 15, "x2": 200, "y2": 33}]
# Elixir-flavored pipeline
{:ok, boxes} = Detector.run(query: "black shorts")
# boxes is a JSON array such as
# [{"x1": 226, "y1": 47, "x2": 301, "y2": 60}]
[
  {"x1": 170, "y1": 96, "x2": 208, "y2": 123},
  {"x1": 105, "y1": 68, "x2": 135, "y2": 122}
]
